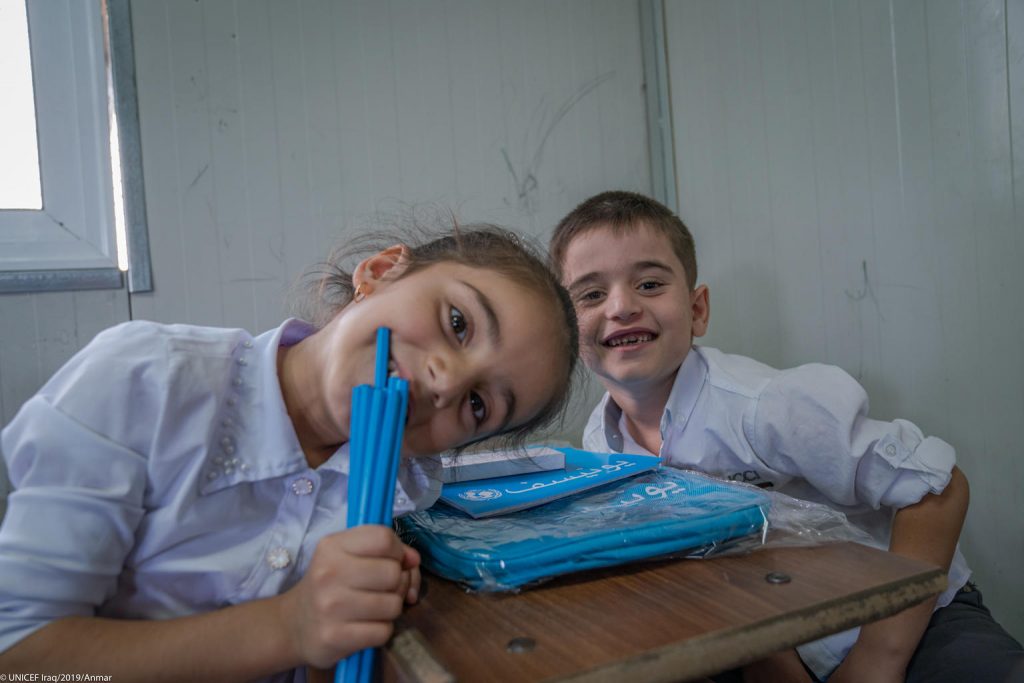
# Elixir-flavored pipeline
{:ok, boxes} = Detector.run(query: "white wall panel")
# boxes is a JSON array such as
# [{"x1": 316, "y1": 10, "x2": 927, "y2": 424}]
[
  {"x1": 125, "y1": 0, "x2": 649, "y2": 437},
  {"x1": 665, "y1": 0, "x2": 1023, "y2": 639}
]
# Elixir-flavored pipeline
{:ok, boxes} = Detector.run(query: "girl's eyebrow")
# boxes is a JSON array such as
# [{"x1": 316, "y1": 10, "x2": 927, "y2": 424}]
[
  {"x1": 455, "y1": 280, "x2": 516, "y2": 431},
  {"x1": 458, "y1": 280, "x2": 501, "y2": 347},
  {"x1": 495, "y1": 388, "x2": 516, "y2": 434}
]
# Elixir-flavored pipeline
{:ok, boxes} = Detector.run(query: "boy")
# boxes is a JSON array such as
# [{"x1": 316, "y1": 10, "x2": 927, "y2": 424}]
[{"x1": 550, "y1": 191, "x2": 1023, "y2": 682}]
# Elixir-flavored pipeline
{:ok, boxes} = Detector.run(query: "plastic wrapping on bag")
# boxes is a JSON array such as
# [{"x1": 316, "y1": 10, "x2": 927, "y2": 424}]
[
  {"x1": 398, "y1": 467, "x2": 771, "y2": 592},
  {"x1": 716, "y1": 485, "x2": 876, "y2": 556}
]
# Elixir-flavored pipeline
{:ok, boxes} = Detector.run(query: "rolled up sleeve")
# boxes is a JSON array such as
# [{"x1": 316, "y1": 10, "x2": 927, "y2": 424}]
[
  {"x1": 749, "y1": 363, "x2": 956, "y2": 510},
  {"x1": 0, "y1": 396, "x2": 147, "y2": 652}
]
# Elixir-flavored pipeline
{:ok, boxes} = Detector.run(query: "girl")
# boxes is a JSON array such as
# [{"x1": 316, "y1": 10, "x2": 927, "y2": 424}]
[{"x1": 0, "y1": 225, "x2": 579, "y2": 681}]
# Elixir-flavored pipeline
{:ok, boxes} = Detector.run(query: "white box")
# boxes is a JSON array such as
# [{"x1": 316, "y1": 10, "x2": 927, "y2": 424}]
[{"x1": 440, "y1": 445, "x2": 566, "y2": 483}]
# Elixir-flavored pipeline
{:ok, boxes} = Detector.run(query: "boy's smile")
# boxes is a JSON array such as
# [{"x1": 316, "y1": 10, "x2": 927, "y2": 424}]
[{"x1": 561, "y1": 223, "x2": 709, "y2": 399}]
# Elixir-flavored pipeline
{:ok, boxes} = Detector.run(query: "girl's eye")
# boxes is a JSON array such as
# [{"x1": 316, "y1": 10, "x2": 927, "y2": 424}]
[
  {"x1": 450, "y1": 306, "x2": 468, "y2": 341},
  {"x1": 468, "y1": 391, "x2": 487, "y2": 425}
]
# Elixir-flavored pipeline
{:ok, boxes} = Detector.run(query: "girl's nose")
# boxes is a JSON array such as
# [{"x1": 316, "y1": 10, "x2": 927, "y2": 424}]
[{"x1": 426, "y1": 351, "x2": 466, "y2": 409}]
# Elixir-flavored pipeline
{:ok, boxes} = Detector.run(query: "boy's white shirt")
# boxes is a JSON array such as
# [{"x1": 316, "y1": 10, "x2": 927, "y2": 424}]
[{"x1": 584, "y1": 344, "x2": 969, "y2": 680}]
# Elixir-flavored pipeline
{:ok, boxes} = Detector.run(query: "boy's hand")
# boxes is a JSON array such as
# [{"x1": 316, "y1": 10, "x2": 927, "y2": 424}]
[
  {"x1": 741, "y1": 649, "x2": 814, "y2": 683},
  {"x1": 827, "y1": 638, "x2": 905, "y2": 683},
  {"x1": 278, "y1": 525, "x2": 421, "y2": 669},
  {"x1": 832, "y1": 466, "x2": 969, "y2": 683}
]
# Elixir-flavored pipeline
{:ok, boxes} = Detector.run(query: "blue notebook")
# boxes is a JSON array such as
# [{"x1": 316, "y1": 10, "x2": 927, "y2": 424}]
[
  {"x1": 400, "y1": 467, "x2": 771, "y2": 591},
  {"x1": 438, "y1": 447, "x2": 661, "y2": 518}
]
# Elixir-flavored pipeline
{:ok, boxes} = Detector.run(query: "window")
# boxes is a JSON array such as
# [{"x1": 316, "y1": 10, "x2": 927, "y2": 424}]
[{"x1": 0, "y1": 0, "x2": 151, "y2": 293}]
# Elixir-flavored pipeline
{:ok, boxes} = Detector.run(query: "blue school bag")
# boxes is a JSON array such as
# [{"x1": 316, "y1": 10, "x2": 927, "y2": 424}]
[{"x1": 398, "y1": 466, "x2": 771, "y2": 591}]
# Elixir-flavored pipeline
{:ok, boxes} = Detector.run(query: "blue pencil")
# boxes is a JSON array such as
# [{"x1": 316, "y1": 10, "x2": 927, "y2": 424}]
[
  {"x1": 382, "y1": 378, "x2": 409, "y2": 525},
  {"x1": 336, "y1": 328, "x2": 408, "y2": 683},
  {"x1": 374, "y1": 327, "x2": 390, "y2": 388}
]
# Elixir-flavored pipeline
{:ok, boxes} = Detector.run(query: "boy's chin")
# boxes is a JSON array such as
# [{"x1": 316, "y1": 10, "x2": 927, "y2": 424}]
[{"x1": 599, "y1": 365, "x2": 666, "y2": 389}]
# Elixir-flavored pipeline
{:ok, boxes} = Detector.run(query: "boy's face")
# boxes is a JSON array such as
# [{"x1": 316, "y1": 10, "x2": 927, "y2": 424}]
[{"x1": 560, "y1": 223, "x2": 709, "y2": 395}]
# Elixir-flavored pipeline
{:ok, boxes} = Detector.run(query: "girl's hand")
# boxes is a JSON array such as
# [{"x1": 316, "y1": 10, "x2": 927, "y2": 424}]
[{"x1": 278, "y1": 525, "x2": 421, "y2": 668}]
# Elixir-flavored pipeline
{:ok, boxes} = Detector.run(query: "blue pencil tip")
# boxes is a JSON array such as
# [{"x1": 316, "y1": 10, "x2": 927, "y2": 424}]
[{"x1": 374, "y1": 328, "x2": 390, "y2": 388}]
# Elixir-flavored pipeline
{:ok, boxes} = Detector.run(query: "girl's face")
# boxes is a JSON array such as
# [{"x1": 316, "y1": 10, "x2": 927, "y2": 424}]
[{"x1": 310, "y1": 255, "x2": 564, "y2": 457}]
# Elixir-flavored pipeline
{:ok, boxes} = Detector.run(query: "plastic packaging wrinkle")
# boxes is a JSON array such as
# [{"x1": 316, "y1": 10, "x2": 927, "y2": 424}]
[
  {"x1": 399, "y1": 467, "x2": 775, "y2": 591},
  {"x1": 399, "y1": 466, "x2": 877, "y2": 592}
]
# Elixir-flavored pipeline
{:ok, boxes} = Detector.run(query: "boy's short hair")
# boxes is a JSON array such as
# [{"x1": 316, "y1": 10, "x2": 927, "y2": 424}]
[{"x1": 550, "y1": 190, "x2": 698, "y2": 290}]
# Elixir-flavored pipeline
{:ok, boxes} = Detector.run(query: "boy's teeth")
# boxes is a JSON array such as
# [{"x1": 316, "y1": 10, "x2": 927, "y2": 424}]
[{"x1": 607, "y1": 333, "x2": 653, "y2": 347}]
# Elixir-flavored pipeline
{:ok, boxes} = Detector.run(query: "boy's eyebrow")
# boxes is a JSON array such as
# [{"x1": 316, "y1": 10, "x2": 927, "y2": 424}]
[
  {"x1": 633, "y1": 260, "x2": 677, "y2": 274},
  {"x1": 457, "y1": 280, "x2": 516, "y2": 432},
  {"x1": 567, "y1": 260, "x2": 676, "y2": 293},
  {"x1": 566, "y1": 271, "x2": 603, "y2": 294}
]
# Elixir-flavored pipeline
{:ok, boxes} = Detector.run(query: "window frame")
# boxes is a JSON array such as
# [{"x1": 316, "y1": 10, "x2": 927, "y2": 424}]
[{"x1": 0, "y1": 0, "x2": 151, "y2": 293}]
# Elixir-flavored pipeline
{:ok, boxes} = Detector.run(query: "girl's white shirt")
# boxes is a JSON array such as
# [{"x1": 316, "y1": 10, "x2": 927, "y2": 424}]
[{"x1": 0, "y1": 319, "x2": 441, "y2": 681}]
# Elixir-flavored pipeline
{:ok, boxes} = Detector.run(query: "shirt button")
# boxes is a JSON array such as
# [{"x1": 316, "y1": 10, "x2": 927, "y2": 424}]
[
  {"x1": 291, "y1": 477, "x2": 314, "y2": 496},
  {"x1": 266, "y1": 547, "x2": 292, "y2": 570},
  {"x1": 885, "y1": 444, "x2": 897, "y2": 456}
]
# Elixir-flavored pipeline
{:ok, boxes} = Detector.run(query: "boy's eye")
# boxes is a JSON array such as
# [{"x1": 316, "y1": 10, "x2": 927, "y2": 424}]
[
  {"x1": 450, "y1": 306, "x2": 468, "y2": 341},
  {"x1": 577, "y1": 290, "x2": 604, "y2": 304},
  {"x1": 638, "y1": 281, "x2": 663, "y2": 292},
  {"x1": 468, "y1": 391, "x2": 487, "y2": 425}
]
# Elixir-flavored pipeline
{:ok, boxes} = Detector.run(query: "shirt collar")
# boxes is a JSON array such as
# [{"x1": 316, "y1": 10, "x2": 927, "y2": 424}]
[
  {"x1": 201, "y1": 318, "x2": 318, "y2": 494},
  {"x1": 599, "y1": 346, "x2": 709, "y2": 453},
  {"x1": 198, "y1": 319, "x2": 441, "y2": 514}
]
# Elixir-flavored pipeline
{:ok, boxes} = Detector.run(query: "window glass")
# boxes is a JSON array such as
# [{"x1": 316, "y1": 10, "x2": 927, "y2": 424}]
[{"x1": 0, "y1": 0, "x2": 42, "y2": 209}]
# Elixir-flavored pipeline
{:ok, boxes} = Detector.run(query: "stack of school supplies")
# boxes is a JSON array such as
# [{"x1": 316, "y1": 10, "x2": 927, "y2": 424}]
[
  {"x1": 334, "y1": 328, "x2": 408, "y2": 683},
  {"x1": 438, "y1": 448, "x2": 662, "y2": 517},
  {"x1": 399, "y1": 466, "x2": 771, "y2": 591}
]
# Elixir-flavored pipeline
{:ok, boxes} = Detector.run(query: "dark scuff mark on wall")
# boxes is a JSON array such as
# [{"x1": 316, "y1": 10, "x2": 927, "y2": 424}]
[{"x1": 502, "y1": 72, "x2": 614, "y2": 214}]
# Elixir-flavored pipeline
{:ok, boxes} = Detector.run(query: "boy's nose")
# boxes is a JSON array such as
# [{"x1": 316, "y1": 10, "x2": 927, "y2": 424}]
[{"x1": 605, "y1": 287, "x2": 641, "y2": 320}]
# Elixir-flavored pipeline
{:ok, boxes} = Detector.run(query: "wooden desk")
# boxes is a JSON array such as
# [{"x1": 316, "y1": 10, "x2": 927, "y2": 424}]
[{"x1": 383, "y1": 542, "x2": 945, "y2": 683}]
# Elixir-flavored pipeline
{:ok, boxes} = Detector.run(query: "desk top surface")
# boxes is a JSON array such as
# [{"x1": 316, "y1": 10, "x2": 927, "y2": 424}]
[{"x1": 385, "y1": 541, "x2": 945, "y2": 683}]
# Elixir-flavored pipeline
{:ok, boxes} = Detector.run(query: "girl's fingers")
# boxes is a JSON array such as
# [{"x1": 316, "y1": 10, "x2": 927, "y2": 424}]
[
  {"x1": 333, "y1": 621, "x2": 396, "y2": 656},
  {"x1": 405, "y1": 567, "x2": 421, "y2": 604},
  {"x1": 341, "y1": 555, "x2": 405, "y2": 592},
  {"x1": 336, "y1": 589, "x2": 405, "y2": 623},
  {"x1": 334, "y1": 525, "x2": 406, "y2": 560},
  {"x1": 400, "y1": 544, "x2": 421, "y2": 570}
]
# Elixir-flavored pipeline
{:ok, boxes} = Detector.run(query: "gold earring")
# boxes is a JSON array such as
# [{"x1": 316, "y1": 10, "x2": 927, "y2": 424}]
[{"x1": 354, "y1": 283, "x2": 372, "y2": 303}]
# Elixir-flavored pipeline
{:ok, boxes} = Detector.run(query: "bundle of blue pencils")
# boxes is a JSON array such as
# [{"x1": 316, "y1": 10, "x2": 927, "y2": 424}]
[{"x1": 334, "y1": 327, "x2": 409, "y2": 683}]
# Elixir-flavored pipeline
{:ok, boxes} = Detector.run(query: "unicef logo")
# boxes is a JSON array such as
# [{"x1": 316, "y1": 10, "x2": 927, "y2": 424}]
[{"x1": 458, "y1": 488, "x2": 502, "y2": 502}]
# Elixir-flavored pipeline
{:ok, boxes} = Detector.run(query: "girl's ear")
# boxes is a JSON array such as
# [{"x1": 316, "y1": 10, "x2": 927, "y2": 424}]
[{"x1": 352, "y1": 244, "x2": 412, "y2": 290}]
